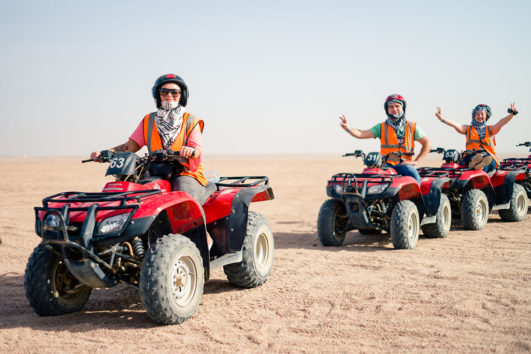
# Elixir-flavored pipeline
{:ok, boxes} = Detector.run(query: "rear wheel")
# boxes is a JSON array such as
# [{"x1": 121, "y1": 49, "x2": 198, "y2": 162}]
[
  {"x1": 461, "y1": 189, "x2": 489, "y2": 230},
  {"x1": 317, "y1": 199, "x2": 348, "y2": 246},
  {"x1": 24, "y1": 244, "x2": 92, "y2": 316},
  {"x1": 140, "y1": 234, "x2": 204, "y2": 325},
  {"x1": 223, "y1": 211, "x2": 274, "y2": 288},
  {"x1": 498, "y1": 184, "x2": 528, "y2": 221},
  {"x1": 422, "y1": 194, "x2": 451, "y2": 238},
  {"x1": 391, "y1": 200, "x2": 419, "y2": 249}
]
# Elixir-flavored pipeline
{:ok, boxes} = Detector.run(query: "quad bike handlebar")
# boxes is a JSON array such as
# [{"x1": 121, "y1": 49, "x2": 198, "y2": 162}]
[
  {"x1": 343, "y1": 150, "x2": 414, "y2": 168},
  {"x1": 516, "y1": 142, "x2": 531, "y2": 147},
  {"x1": 82, "y1": 149, "x2": 184, "y2": 164}
]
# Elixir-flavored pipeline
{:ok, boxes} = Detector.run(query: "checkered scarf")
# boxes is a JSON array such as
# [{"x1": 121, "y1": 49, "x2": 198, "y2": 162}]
[
  {"x1": 386, "y1": 115, "x2": 406, "y2": 139},
  {"x1": 385, "y1": 99, "x2": 406, "y2": 138},
  {"x1": 471, "y1": 106, "x2": 487, "y2": 139},
  {"x1": 156, "y1": 101, "x2": 186, "y2": 149}
]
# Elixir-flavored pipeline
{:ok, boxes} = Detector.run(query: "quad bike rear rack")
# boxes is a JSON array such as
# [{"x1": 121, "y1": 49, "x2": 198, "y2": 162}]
[
  {"x1": 329, "y1": 173, "x2": 395, "y2": 196},
  {"x1": 215, "y1": 176, "x2": 269, "y2": 188},
  {"x1": 418, "y1": 167, "x2": 465, "y2": 179}
]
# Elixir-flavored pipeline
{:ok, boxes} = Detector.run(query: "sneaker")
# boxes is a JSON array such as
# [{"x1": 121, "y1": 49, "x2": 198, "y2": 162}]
[
  {"x1": 468, "y1": 154, "x2": 484, "y2": 169},
  {"x1": 474, "y1": 155, "x2": 493, "y2": 170}
]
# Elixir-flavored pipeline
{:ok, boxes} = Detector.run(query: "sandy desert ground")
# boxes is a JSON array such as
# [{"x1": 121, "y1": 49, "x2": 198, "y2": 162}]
[{"x1": 0, "y1": 155, "x2": 530, "y2": 353}]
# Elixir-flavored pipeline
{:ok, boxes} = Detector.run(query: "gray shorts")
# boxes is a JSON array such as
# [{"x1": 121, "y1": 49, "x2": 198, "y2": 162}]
[{"x1": 171, "y1": 175, "x2": 214, "y2": 206}]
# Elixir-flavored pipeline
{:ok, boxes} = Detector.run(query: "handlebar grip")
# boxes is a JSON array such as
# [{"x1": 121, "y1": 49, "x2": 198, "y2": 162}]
[{"x1": 81, "y1": 159, "x2": 94, "y2": 163}]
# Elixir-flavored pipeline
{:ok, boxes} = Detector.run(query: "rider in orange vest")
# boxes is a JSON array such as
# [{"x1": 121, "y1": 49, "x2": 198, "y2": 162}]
[
  {"x1": 435, "y1": 103, "x2": 519, "y2": 172},
  {"x1": 339, "y1": 94, "x2": 432, "y2": 184}
]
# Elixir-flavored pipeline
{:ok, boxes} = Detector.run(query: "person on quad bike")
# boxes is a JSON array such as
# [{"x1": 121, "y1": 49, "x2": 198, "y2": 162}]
[
  {"x1": 435, "y1": 103, "x2": 519, "y2": 173},
  {"x1": 89, "y1": 73, "x2": 213, "y2": 247},
  {"x1": 338, "y1": 94, "x2": 432, "y2": 184}
]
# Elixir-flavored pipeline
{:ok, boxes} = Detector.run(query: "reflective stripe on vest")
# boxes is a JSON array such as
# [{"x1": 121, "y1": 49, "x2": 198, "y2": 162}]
[
  {"x1": 143, "y1": 112, "x2": 207, "y2": 185},
  {"x1": 380, "y1": 121, "x2": 415, "y2": 165},
  {"x1": 465, "y1": 125, "x2": 498, "y2": 166}
]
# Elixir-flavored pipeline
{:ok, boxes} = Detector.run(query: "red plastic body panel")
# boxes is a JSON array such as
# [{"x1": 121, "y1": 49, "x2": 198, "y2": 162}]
[
  {"x1": 362, "y1": 167, "x2": 397, "y2": 175},
  {"x1": 441, "y1": 163, "x2": 465, "y2": 169},
  {"x1": 102, "y1": 180, "x2": 171, "y2": 193},
  {"x1": 202, "y1": 187, "x2": 272, "y2": 224}
]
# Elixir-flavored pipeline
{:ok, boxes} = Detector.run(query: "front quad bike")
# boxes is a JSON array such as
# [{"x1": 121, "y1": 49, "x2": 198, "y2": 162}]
[
  {"x1": 317, "y1": 151, "x2": 452, "y2": 250},
  {"x1": 418, "y1": 148, "x2": 528, "y2": 230},
  {"x1": 25, "y1": 150, "x2": 274, "y2": 325}
]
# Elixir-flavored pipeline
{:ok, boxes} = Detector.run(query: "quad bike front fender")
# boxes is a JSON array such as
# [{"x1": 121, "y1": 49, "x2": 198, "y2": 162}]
[
  {"x1": 421, "y1": 177, "x2": 451, "y2": 217},
  {"x1": 490, "y1": 170, "x2": 527, "y2": 205}
]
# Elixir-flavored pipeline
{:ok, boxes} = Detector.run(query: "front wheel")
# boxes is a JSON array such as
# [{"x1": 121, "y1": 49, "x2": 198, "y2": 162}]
[
  {"x1": 421, "y1": 194, "x2": 451, "y2": 238},
  {"x1": 498, "y1": 184, "x2": 528, "y2": 222},
  {"x1": 317, "y1": 199, "x2": 348, "y2": 246},
  {"x1": 461, "y1": 189, "x2": 489, "y2": 230},
  {"x1": 140, "y1": 234, "x2": 204, "y2": 325},
  {"x1": 24, "y1": 244, "x2": 92, "y2": 316},
  {"x1": 224, "y1": 211, "x2": 274, "y2": 288},
  {"x1": 391, "y1": 200, "x2": 420, "y2": 249}
]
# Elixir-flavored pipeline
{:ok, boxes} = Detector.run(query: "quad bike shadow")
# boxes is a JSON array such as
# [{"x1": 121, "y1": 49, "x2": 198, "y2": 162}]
[{"x1": 25, "y1": 149, "x2": 275, "y2": 325}]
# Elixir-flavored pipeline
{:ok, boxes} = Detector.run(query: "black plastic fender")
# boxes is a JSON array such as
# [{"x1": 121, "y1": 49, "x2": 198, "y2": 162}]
[
  {"x1": 494, "y1": 171, "x2": 519, "y2": 205},
  {"x1": 207, "y1": 185, "x2": 273, "y2": 256},
  {"x1": 423, "y1": 177, "x2": 450, "y2": 217}
]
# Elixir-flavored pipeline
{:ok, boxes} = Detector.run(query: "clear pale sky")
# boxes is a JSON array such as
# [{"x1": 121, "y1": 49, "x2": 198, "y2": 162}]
[{"x1": 1, "y1": 0, "x2": 529, "y2": 157}]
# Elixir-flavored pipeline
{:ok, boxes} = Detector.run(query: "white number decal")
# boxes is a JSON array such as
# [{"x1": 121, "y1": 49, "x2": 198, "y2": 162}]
[
  {"x1": 110, "y1": 158, "x2": 125, "y2": 168},
  {"x1": 367, "y1": 154, "x2": 376, "y2": 161}
]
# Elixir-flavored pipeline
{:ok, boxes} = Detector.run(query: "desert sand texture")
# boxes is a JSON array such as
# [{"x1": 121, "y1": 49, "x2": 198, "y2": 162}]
[{"x1": 0, "y1": 155, "x2": 530, "y2": 353}]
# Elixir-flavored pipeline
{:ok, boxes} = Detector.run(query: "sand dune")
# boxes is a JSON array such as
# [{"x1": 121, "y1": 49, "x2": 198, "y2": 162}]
[{"x1": 0, "y1": 155, "x2": 529, "y2": 352}]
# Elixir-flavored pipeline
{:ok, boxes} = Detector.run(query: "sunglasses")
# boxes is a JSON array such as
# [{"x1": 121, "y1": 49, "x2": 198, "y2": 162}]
[{"x1": 159, "y1": 88, "x2": 181, "y2": 97}]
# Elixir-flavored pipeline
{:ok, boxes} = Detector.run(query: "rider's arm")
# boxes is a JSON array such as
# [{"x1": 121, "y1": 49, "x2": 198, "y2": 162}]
[
  {"x1": 110, "y1": 139, "x2": 141, "y2": 153},
  {"x1": 490, "y1": 112, "x2": 516, "y2": 135},
  {"x1": 414, "y1": 136, "x2": 431, "y2": 163},
  {"x1": 343, "y1": 127, "x2": 375, "y2": 139},
  {"x1": 339, "y1": 114, "x2": 375, "y2": 139},
  {"x1": 435, "y1": 107, "x2": 467, "y2": 134},
  {"x1": 183, "y1": 125, "x2": 202, "y2": 160}
]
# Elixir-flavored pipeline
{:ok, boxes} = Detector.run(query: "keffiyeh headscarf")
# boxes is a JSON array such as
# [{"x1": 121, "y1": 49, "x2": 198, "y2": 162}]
[
  {"x1": 385, "y1": 99, "x2": 406, "y2": 138},
  {"x1": 471, "y1": 106, "x2": 488, "y2": 139},
  {"x1": 156, "y1": 101, "x2": 186, "y2": 149}
]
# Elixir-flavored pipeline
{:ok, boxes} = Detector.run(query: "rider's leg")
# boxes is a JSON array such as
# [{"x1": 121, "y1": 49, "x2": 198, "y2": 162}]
[
  {"x1": 392, "y1": 163, "x2": 421, "y2": 185},
  {"x1": 171, "y1": 175, "x2": 213, "y2": 249}
]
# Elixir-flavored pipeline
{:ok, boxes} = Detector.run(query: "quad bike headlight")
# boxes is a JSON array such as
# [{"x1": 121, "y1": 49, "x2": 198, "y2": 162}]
[
  {"x1": 97, "y1": 213, "x2": 131, "y2": 234},
  {"x1": 44, "y1": 214, "x2": 61, "y2": 227},
  {"x1": 367, "y1": 184, "x2": 388, "y2": 195},
  {"x1": 333, "y1": 184, "x2": 344, "y2": 194}
]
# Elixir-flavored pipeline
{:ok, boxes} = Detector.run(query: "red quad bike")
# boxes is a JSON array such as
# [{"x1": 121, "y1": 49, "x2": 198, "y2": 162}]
[
  {"x1": 418, "y1": 148, "x2": 528, "y2": 230},
  {"x1": 499, "y1": 142, "x2": 531, "y2": 198},
  {"x1": 317, "y1": 150, "x2": 452, "y2": 250},
  {"x1": 25, "y1": 150, "x2": 275, "y2": 325}
]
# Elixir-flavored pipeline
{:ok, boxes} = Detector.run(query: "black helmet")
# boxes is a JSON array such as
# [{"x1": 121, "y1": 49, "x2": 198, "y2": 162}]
[
  {"x1": 152, "y1": 73, "x2": 188, "y2": 107},
  {"x1": 472, "y1": 104, "x2": 492, "y2": 121}
]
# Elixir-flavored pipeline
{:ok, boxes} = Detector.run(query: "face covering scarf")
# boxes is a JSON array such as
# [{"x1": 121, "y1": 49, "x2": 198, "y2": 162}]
[
  {"x1": 156, "y1": 101, "x2": 186, "y2": 149},
  {"x1": 471, "y1": 108, "x2": 487, "y2": 139}
]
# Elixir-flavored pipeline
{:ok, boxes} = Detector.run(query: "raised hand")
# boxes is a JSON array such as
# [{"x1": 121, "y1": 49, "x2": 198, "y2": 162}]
[
  {"x1": 435, "y1": 106, "x2": 444, "y2": 122},
  {"x1": 339, "y1": 114, "x2": 349, "y2": 130}
]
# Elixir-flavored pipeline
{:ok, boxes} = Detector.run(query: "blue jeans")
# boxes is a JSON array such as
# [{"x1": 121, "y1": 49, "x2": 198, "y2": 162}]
[
  {"x1": 386, "y1": 163, "x2": 421, "y2": 185},
  {"x1": 462, "y1": 154, "x2": 497, "y2": 173}
]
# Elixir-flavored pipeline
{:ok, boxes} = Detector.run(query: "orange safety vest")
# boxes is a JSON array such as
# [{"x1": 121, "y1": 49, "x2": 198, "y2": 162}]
[
  {"x1": 380, "y1": 121, "x2": 416, "y2": 165},
  {"x1": 465, "y1": 125, "x2": 498, "y2": 166},
  {"x1": 143, "y1": 112, "x2": 207, "y2": 186}
]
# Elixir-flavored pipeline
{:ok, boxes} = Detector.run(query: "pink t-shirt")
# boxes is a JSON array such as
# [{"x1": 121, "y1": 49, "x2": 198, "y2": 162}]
[{"x1": 129, "y1": 116, "x2": 203, "y2": 170}]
